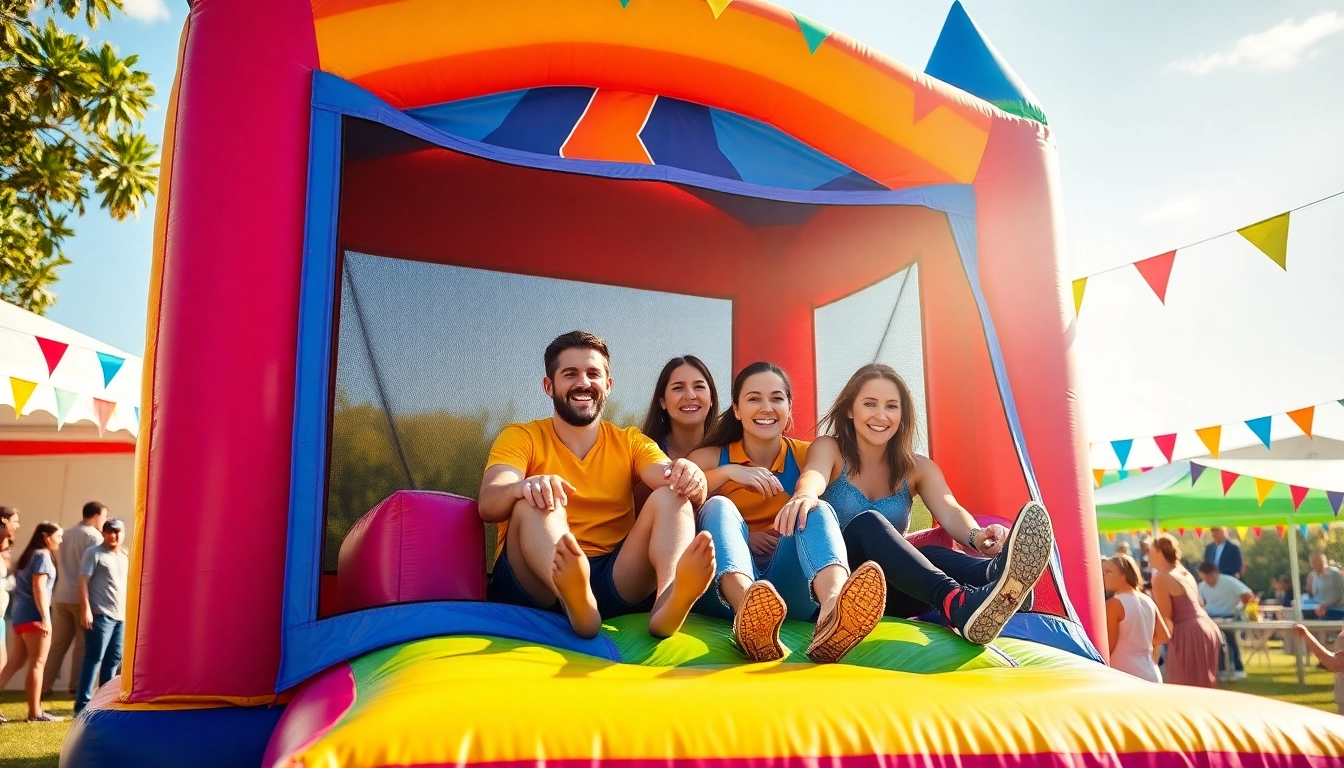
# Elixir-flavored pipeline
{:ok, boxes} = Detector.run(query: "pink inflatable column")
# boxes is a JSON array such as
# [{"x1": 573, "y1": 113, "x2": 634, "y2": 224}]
[{"x1": 125, "y1": 0, "x2": 317, "y2": 702}]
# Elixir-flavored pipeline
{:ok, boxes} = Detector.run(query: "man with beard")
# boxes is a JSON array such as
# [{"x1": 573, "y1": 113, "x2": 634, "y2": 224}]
[{"x1": 479, "y1": 331, "x2": 716, "y2": 638}]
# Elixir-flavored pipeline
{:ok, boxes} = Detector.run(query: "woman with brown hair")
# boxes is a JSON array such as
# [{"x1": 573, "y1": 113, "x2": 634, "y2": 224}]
[
  {"x1": 778, "y1": 363, "x2": 1054, "y2": 645},
  {"x1": 0, "y1": 521, "x2": 65, "y2": 721},
  {"x1": 639, "y1": 355, "x2": 720, "y2": 460},
  {"x1": 1148, "y1": 533, "x2": 1221, "y2": 687},
  {"x1": 1103, "y1": 553, "x2": 1169, "y2": 682}
]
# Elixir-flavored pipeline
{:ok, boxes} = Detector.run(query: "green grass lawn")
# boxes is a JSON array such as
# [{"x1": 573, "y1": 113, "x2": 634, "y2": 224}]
[{"x1": 0, "y1": 644, "x2": 1338, "y2": 767}]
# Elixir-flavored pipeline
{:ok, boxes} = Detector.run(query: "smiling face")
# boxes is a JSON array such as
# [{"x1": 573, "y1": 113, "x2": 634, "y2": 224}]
[
  {"x1": 660, "y1": 363, "x2": 712, "y2": 430},
  {"x1": 847, "y1": 377, "x2": 902, "y2": 449},
  {"x1": 45, "y1": 526, "x2": 64, "y2": 552},
  {"x1": 733, "y1": 371, "x2": 790, "y2": 442},
  {"x1": 545, "y1": 347, "x2": 611, "y2": 427}
]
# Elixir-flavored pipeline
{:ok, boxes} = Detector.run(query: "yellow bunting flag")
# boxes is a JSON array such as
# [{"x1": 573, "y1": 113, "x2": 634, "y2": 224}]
[
  {"x1": 705, "y1": 0, "x2": 733, "y2": 18},
  {"x1": 1235, "y1": 526, "x2": 1250, "y2": 540},
  {"x1": 8, "y1": 377, "x2": 37, "y2": 417},
  {"x1": 1287, "y1": 406, "x2": 1315, "y2": 439},
  {"x1": 1093, "y1": 469, "x2": 1105, "y2": 488},
  {"x1": 1195, "y1": 425, "x2": 1222, "y2": 459},
  {"x1": 1072, "y1": 278, "x2": 1087, "y2": 315},
  {"x1": 1237, "y1": 212, "x2": 1290, "y2": 270},
  {"x1": 1254, "y1": 477, "x2": 1276, "y2": 506}
]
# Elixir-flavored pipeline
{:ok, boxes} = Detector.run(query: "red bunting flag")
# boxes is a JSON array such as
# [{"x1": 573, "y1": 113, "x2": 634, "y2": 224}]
[
  {"x1": 1291, "y1": 485, "x2": 1310, "y2": 511},
  {"x1": 34, "y1": 337, "x2": 69, "y2": 376},
  {"x1": 1252, "y1": 527, "x2": 1263, "y2": 539},
  {"x1": 1176, "y1": 528, "x2": 1186, "y2": 537},
  {"x1": 1134, "y1": 250, "x2": 1177, "y2": 304},
  {"x1": 1194, "y1": 527, "x2": 1204, "y2": 538},
  {"x1": 1221, "y1": 470, "x2": 1239, "y2": 496},
  {"x1": 1153, "y1": 433, "x2": 1177, "y2": 463},
  {"x1": 1276, "y1": 525, "x2": 1287, "y2": 538},
  {"x1": 1287, "y1": 406, "x2": 1315, "y2": 439}
]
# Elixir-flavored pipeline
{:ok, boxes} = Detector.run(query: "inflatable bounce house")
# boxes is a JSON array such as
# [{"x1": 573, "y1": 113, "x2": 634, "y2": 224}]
[{"x1": 63, "y1": 0, "x2": 1344, "y2": 765}]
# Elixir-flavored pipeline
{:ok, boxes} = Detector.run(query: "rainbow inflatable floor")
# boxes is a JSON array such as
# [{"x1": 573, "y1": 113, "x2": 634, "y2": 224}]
[{"x1": 260, "y1": 615, "x2": 1344, "y2": 768}]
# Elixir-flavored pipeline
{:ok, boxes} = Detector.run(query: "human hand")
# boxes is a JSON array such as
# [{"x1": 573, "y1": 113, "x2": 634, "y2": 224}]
[
  {"x1": 748, "y1": 529, "x2": 781, "y2": 559},
  {"x1": 724, "y1": 465, "x2": 784, "y2": 496},
  {"x1": 517, "y1": 475, "x2": 576, "y2": 511},
  {"x1": 977, "y1": 524, "x2": 1009, "y2": 556},
  {"x1": 774, "y1": 493, "x2": 820, "y2": 536},
  {"x1": 39, "y1": 619, "x2": 51, "y2": 636},
  {"x1": 1316, "y1": 605, "x2": 1328, "y2": 618},
  {"x1": 665, "y1": 459, "x2": 707, "y2": 499},
  {"x1": 81, "y1": 608, "x2": 93, "y2": 630},
  {"x1": 1294, "y1": 624, "x2": 1310, "y2": 639}
]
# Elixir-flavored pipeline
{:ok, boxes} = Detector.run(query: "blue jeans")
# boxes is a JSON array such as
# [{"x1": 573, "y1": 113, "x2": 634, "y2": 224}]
[
  {"x1": 693, "y1": 496, "x2": 846, "y2": 622},
  {"x1": 74, "y1": 614, "x2": 124, "y2": 715}
]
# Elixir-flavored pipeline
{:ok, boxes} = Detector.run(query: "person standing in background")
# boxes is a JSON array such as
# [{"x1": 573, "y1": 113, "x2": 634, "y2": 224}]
[
  {"x1": 74, "y1": 518, "x2": 129, "y2": 715},
  {"x1": 1306, "y1": 551, "x2": 1344, "y2": 620},
  {"x1": 0, "y1": 506, "x2": 19, "y2": 717},
  {"x1": 46, "y1": 501, "x2": 106, "y2": 695},
  {"x1": 1202, "y1": 527, "x2": 1243, "y2": 578}
]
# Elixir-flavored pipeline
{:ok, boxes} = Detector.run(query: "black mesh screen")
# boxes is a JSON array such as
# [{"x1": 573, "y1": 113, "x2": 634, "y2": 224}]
[{"x1": 322, "y1": 251, "x2": 733, "y2": 571}]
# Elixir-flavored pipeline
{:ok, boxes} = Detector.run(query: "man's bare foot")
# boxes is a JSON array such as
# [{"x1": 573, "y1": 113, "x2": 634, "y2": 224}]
[
  {"x1": 552, "y1": 534, "x2": 601, "y2": 638},
  {"x1": 648, "y1": 531, "x2": 715, "y2": 638}
]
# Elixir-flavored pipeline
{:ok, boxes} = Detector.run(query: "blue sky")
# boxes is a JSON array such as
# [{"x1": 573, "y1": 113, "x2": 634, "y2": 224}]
[{"x1": 40, "y1": 0, "x2": 1344, "y2": 357}]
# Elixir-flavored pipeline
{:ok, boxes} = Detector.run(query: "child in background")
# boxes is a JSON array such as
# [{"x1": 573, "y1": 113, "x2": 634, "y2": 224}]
[{"x1": 1295, "y1": 624, "x2": 1344, "y2": 714}]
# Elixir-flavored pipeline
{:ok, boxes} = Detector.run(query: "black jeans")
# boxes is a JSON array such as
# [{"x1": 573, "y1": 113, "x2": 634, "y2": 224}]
[{"x1": 842, "y1": 510, "x2": 993, "y2": 618}]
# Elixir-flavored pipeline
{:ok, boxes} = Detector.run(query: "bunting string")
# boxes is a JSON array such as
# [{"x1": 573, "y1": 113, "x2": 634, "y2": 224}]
[{"x1": 1072, "y1": 189, "x2": 1344, "y2": 314}]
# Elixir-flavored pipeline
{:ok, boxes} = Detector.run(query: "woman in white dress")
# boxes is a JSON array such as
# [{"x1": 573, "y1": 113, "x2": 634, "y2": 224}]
[{"x1": 1104, "y1": 553, "x2": 1169, "y2": 682}]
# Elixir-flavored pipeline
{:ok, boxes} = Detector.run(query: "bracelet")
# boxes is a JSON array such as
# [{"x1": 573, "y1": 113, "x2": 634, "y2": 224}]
[{"x1": 967, "y1": 527, "x2": 982, "y2": 550}]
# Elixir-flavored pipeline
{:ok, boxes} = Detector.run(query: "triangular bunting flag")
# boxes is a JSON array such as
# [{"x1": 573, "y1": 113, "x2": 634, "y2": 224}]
[
  {"x1": 1176, "y1": 528, "x2": 1186, "y2": 537},
  {"x1": 1324, "y1": 523, "x2": 1331, "y2": 533},
  {"x1": 1300, "y1": 524, "x2": 1311, "y2": 540},
  {"x1": 1220, "y1": 470, "x2": 1239, "y2": 496},
  {"x1": 1139, "y1": 467, "x2": 1152, "y2": 473},
  {"x1": 1276, "y1": 525, "x2": 1287, "y2": 538},
  {"x1": 1329, "y1": 491, "x2": 1343, "y2": 517},
  {"x1": 1190, "y1": 462, "x2": 1206, "y2": 485},
  {"x1": 1237, "y1": 211, "x2": 1290, "y2": 270},
  {"x1": 53, "y1": 388, "x2": 78, "y2": 429},
  {"x1": 1235, "y1": 526, "x2": 1249, "y2": 540},
  {"x1": 1118, "y1": 469, "x2": 1129, "y2": 481},
  {"x1": 1287, "y1": 406, "x2": 1315, "y2": 439},
  {"x1": 1290, "y1": 485, "x2": 1309, "y2": 511},
  {"x1": 1111, "y1": 439, "x2": 1133, "y2": 469},
  {"x1": 1134, "y1": 250, "x2": 1177, "y2": 304},
  {"x1": 1093, "y1": 469, "x2": 1105, "y2": 488},
  {"x1": 92, "y1": 398, "x2": 115, "y2": 437},
  {"x1": 792, "y1": 13, "x2": 832, "y2": 54},
  {"x1": 1072, "y1": 278, "x2": 1087, "y2": 315},
  {"x1": 35, "y1": 337, "x2": 69, "y2": 376},
  {"x1": 1154, "y1": 433, "x2": 1177, "y2": 463},
  {"x1": 1252, "y1": 526, "x2": 1263, "y2": 539},
  {"x1": 8, "y1": 377, "x2": 37, "y2": 417},
  {"x1": 1193, "y1": 527, "x2": 1204, "y2": 538},
  {"x1": 1254, "y1": 477, "x2": 1275, "y2": 506},
  {"x1": 1196, "y1": 425, "x2": 1221, "y2": 458},
  {"x1": 704, "y1": 0, "x2": 732, "y2": 18},
  {"x1": 1245, "y1": 416, "x2": 1273, "y2": 449},
  {"x1": 95, "y1": 351, "x2": 125, "y2": 388},
  {"x1": 1105, "y1": 532, "x2": 1115, "y2": 543}
]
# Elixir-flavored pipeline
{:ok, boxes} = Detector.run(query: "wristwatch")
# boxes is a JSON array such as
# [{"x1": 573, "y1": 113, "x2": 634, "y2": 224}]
[{"x1": 967, "y1": 527, "x2": 983, "y2": 550}]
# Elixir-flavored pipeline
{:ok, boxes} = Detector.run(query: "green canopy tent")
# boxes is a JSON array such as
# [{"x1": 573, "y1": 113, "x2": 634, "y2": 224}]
[{"x1": 1095, "y1": 459, "x2": 1344, "y2": 619}]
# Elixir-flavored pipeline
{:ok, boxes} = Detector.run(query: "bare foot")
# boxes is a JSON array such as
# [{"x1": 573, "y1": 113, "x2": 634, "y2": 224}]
[
  {"x1": 552, "y1": 534, "x2": 601, "y2": 639},
  {"x1": 648, "y1": 531, "x2": 715, "y2": 638}
]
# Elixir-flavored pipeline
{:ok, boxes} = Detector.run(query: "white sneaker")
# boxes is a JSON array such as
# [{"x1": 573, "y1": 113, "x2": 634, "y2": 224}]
[{"x1": 1232, "y1": 670, "x2": 1247, "y2": 681}]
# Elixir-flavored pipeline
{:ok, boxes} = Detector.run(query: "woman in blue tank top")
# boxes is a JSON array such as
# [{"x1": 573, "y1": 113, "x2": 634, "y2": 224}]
[{"x1": 776, "y1": 364, "x2": 1055, "y2": 645}]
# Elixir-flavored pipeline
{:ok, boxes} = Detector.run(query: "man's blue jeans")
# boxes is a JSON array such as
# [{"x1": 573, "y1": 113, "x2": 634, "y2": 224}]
[
  {"x1": 693, "y1": 496, "x2": 847, "y2": 622},
  {"x1": 74, "y1": 614, "x2": 124, "y2": 715}
]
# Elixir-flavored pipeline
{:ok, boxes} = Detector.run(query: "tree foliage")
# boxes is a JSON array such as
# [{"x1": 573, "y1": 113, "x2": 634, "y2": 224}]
[{"x1": 1, "y1": 0, "x2": 157, "y2": 313}]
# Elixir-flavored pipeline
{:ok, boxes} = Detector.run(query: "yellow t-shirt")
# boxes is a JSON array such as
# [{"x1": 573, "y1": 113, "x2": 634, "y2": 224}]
[
  {"x1": 716, "y1": 437, "x2": 810, "y2": 531},
  {"x1": 487, "y1": 419, "x2": 669, "y2": 556}
]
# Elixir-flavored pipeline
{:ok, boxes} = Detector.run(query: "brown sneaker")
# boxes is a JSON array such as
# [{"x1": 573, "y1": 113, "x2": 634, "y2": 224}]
[
  {"x1": 733, "y1": 580, "x2": 787, "y2": 662},
  {"x1": 806, "y1": 561, "x2": 886, "y2": 664}
]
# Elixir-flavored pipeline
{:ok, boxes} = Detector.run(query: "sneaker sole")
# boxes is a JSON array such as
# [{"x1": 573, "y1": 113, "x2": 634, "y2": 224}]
[
  {"x1": 735, "y1": 581, "x2": 787, "y2": 662},
  {"x1": 961, "y1": 502, "x2": 1054, "y2": 645},
  {"x1": 806, "y1": 561, "x2": 887, "y2": 664}
]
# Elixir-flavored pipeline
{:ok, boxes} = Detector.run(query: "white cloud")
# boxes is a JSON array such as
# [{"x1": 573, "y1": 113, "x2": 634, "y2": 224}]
[
  {"x1": 1142, "y1": 195, "x2": 1204, "y2": 224},
  {"x1": 1167, "y1": 11, "x2": 1344, "y2": 75},
  {"x1": 121, "y1": 0, "x2": 170, "y2": 23}
]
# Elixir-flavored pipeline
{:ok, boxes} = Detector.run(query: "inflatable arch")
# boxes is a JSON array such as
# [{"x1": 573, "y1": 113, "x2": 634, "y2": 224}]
[{"x1": 62, "y1": 1, "x2": 1344, "y2": 766}]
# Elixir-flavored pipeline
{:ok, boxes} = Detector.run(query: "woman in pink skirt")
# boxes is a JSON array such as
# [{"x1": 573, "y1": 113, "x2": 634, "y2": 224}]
[{"x1": 1149, "y1": 534, "x2": 1222, "y2": 687}]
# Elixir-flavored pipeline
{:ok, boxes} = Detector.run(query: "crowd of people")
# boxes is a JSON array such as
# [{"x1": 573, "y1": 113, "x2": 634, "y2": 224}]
[
  {"x1": 0, "y1": 501, "x2": 128, "y2": 723},
  {"x1": 480, "y1": 331, "x2": 1057, "y2": 662},
  {"x1": 1103, "y1": 525, "x2": 1344, "y2": 705}
]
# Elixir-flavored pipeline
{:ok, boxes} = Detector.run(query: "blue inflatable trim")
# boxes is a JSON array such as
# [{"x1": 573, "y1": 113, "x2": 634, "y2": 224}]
[
  {"x1": 1000, "y1": 612, "x2": 1107, "y2": 664},
  {"x1": 61, "y1": 703, "x2": 285, "y2": 768}
]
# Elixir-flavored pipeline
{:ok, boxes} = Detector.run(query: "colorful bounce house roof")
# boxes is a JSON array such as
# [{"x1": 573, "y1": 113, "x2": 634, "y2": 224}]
[{"x1": 62, "y1": 1, "x2": 1344, "y2": 766}]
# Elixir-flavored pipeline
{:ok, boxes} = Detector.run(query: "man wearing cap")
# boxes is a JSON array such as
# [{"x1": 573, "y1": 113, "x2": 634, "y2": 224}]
[{"x1": 73, "y1": 517, "x2": 129, "y2": 715}]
